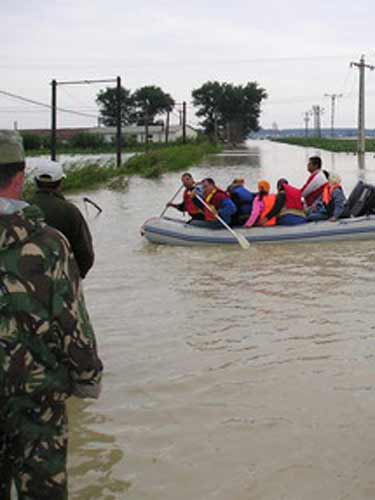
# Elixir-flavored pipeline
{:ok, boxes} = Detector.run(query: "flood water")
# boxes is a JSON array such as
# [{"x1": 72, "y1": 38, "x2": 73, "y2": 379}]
[{"x1": 62, "y1": 140, "x2": 375, "y2": 500}]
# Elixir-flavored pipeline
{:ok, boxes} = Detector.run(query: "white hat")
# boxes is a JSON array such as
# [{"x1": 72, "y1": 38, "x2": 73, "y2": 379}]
[{"x1": 33, "y1": 159, "x2": 66, "y2": 183}]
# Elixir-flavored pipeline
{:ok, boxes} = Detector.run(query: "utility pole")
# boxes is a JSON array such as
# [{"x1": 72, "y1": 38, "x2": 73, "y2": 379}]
[
  {"x1": 50, "y1": 77, "x2": 121, "y2": 164},
  {"x1": 324, "y1": 93, "x2": 342, "y2": 137},
  {"x1": 213, "y1": 111, "x2": 219, "y2": 143},
  {"x1": 51, "y1": 79, "x2": 57, "y2": 161},
  {"x1": 312, "y1": 105, "x2": 324, "y2": 138},
  {"x1": 182, "y1": 101, "x2": 187, "y2": 144},
  {"x1": 116, "y1": 76, "x2": 122, "y2": 167},
  {"x1": 351, "y1": 55, "x2": 375, "y2": 154},
  {"x1": 303, "y1": 111, "x2": 312, "y2": 138},
  {"x1": 165, "y1": 111, "x2": 170, "y2": 144},
  {"x1": 144, "y1": 104, "x2": 149, "y2": 149}
]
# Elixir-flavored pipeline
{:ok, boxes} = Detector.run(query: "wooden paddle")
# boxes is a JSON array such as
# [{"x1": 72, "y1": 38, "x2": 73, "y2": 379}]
[
  {"x1": 160, "y1": 185, "x2": 184, "y2": 217},
  {"x1": 195, "y1": 193, "x2": 250, "y2": 250}
]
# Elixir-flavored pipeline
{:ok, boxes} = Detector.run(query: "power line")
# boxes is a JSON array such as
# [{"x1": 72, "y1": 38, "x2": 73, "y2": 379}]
[{"x1": 0, "y1": 89, "x2": 98, "y2": 119}]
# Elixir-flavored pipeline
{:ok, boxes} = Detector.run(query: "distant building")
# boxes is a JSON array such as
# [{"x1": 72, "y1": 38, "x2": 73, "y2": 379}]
[{"x1": 20, "y1": 124, "x2": 199, "y2": 144}]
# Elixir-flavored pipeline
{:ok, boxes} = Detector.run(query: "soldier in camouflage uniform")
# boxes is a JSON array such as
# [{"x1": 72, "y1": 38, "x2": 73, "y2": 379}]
[{"x1": 0, "y1": 131, "x2": 103, "y2": 499}]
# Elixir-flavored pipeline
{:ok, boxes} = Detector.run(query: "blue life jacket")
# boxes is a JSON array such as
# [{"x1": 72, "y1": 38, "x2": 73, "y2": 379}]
[{"x1": 229, "y1": 186, "x2": 255, "y2": 216}]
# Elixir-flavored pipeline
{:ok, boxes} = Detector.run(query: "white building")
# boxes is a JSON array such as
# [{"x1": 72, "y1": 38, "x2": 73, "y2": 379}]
[{"x1": 91, "y1": 124, "x2": 198, "y2": 143}]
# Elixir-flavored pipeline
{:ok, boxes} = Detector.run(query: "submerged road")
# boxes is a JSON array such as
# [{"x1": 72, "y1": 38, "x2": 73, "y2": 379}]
[{"x1": 57, "y1": 141, "x2": 375, "y2": 500}]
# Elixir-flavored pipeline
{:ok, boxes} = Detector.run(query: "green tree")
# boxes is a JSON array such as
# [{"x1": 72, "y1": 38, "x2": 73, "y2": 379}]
[
  {"x1": 96, "y1": 86, "x2": 134, "y2": 126},
  {"x1": 132, "y1": 86, "x2": 175, "y2": 125},
  {"x1": 192, "y1": 81, "x2": 267, "y2": 143}
]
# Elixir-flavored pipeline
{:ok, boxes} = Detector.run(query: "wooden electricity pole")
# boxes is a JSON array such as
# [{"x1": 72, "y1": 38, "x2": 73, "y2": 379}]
[
  {"x1": 303, "y1": 110, "x2": 312, "y2": 138},
  {"x1": 351, "y1": 55, "x2": 375, "y2": 154},
  {"x1": 312, "y1": 105, "x2": 324, "y2": 137},
  {"x1": 116, "y1": 76, "x2": 122, "y2": 167},
  {"x1": 165, "y1": 111, "x2": 170, "y2": 144},
  {"x1": 50, "y1": 77, "x2": 122, "y2": 166},
  {"x1": 324, "y1": 93, "x2": 342, "y2": 138},
  {"x1": 182, "y1": 101, "x2": 187, "y2": 144},
  {"x1": 51, "y1": 79, "x2": 57, "y2": 161}
]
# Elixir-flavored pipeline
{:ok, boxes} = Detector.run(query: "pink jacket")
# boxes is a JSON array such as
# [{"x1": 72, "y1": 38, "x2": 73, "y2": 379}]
[{"x1": 244, "y1": 196, "x2": 264, "y2": 228}]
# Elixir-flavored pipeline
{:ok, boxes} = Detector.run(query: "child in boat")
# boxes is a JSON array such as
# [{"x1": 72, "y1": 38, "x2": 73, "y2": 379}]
[{"x1": 244, "y1": 181, "x2": 277, "y2": 228}]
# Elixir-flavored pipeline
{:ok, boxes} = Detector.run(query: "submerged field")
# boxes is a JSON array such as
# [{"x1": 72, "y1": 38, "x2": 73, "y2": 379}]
[{"x1": 272, "y1": 137, "x2": 375, "y2": 152}]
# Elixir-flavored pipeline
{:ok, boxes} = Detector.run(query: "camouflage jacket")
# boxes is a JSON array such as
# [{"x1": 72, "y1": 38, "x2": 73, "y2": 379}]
[{"x1": 0, "y1": 204, "x2": 103, "y2": 414}]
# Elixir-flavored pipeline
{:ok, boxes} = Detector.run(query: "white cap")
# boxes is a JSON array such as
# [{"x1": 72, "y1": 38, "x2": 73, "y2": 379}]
[{"x1": 33, "y1": 159, "x2": 66, "y2": 183}]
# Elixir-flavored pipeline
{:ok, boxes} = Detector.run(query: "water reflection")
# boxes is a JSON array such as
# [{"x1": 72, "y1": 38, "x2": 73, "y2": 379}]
[{"x1": 68, "y1": 399, "x2": 131, "y2": 500}]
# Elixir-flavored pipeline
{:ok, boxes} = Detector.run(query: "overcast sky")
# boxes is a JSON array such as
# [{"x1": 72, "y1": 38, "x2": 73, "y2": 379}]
[{"x1": 2, "y1": 0, "x2": 375, "y2": 131}]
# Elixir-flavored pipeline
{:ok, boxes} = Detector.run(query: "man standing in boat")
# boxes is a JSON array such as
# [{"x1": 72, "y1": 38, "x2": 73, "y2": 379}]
[
  {"x1": 0, "y1": 131, "x2": 103, "y2": 500},
  {"x1": 301, "y1": 156, "x2": 328, "y2": 208},
  {"x1": 167, "y1": 172, "x2": 204, "y2": 220}
]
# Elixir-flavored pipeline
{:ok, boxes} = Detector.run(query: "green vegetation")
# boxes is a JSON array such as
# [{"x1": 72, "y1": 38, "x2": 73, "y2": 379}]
[
  {"x1": 96, "y1": 84, "x2": 174, "y2": 127},
  {"x1": 24, "y1": 142, "x2": 221, "y2": 196},
  {"x1": 23, "y1": 160, "x2": 125, "y2": 199},
  {"x1": 22, "y1": 132, "x2": 207, "y2": 156},
  {"x1": 192, "y1": 81, "x2": 267, "y2": 143},
  {"x1": 124, "y1": 142, "x2": 221, "y2": 178},
  {"x1": 272, "y1": 137, "x2": 375, "y2": 152}
]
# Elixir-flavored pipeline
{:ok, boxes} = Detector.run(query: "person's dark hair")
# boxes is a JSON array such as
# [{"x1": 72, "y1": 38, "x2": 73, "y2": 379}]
[
  {"x1": 309, "y1": 156, "x2": 322, "y2": 170},
  {"x1": 35, "y1": 179, "x2": 62, "y2": 190},
  {"x1": 0, "y1": 162, "x2": 25, "y2": 189},
  {"x1": 323, "y1": 169, "x2": 330, "y2": 180},
  {"x1": 277, "y1": 178, "x2": 288, "y2": 190},
  {"x1": 203, "y1": 178, "x2": 215, "y2": 186},
  {"x1": 181, "y1": 172, "x2": 193, "y2": 179}
]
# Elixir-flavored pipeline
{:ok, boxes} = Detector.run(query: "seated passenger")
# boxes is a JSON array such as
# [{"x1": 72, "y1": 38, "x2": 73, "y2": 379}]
[
  {"x1": 264, "y1": 178, "x2": 306, "y2": 226},
  {"x1": 227, "y1": 178, "x2": 255, "y2": 226},
  {"x1": 244, "y1": 181, "x2": 277, "y2": 228},
  {"x1": 191, "y1": 178, "x2": 237, "y2": 228},
  {"x1": 167, "y1": 172, "x2": 204, "y2": 220},
  {"x1": 323, "y1": 174, "x2": 346, "y2": 221},
  {"x1": 301, "y1": 156, "x2": 328, "y2": 208}
]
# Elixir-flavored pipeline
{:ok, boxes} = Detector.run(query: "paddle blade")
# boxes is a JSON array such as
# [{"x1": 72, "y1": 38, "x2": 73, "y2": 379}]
[{"x1": 236, "y1": 233, "x2": 251, "y2": 250}]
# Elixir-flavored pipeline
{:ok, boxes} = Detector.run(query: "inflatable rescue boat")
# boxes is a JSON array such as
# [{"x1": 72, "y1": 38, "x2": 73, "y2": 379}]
[{"x1": 141, "y1": 216, "x2": 375, "y2": 246}]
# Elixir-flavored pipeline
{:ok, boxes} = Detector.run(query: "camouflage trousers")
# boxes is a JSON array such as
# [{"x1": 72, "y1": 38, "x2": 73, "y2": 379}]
[{"x1": 0, "y1": 400, "x2": 68, "y2": 500}]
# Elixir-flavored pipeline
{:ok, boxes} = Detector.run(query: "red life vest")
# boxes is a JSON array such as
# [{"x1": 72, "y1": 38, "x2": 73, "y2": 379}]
[
  {"x1": 259, "y1": 194, "x2": 277, "y2": 226},
  {"x1": 284, "y1": 184, "x2": 303, "y2": 210},
  {"x1": 301, "y1": 170, "x2": 328, "y2": 207},
  {"x1": 183, "y1": 187, "x2": 201, "y2": 216},
  {"x1": 204, "y1": 188, "x2": 228, "y2": 221}
]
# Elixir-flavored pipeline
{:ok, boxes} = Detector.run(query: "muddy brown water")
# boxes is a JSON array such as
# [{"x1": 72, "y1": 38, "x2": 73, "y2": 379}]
[{"x1": 51, "y1": 141, "x2": 375, "y2": 499}]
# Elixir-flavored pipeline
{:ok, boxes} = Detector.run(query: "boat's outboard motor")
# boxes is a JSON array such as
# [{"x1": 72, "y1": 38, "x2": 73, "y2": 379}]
[{"x1": 342, "y1": 181, "x2": 375, "y2": 218}]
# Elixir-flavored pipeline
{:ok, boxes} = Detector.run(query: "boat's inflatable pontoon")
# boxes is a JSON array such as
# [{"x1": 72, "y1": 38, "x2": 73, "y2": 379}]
[{"x1": 141, "y1": 216, "x2": 375, "y2": 246}]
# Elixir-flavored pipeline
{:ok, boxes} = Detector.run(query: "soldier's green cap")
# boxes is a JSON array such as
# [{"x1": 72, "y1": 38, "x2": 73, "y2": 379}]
[{"x1": 0, "y1": 130, "x2": 25, "y2": 165}]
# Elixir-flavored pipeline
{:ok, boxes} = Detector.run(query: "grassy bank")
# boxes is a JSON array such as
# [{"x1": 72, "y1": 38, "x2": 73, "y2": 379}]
[
  {"x1": 25, "y1": 142, "x2": 221, "y2": 196},
  {"x1": 124, "y1": 142, "x2": 221, "y2": 178},
  {"x1": 272, "y1": 137, "x2": 375, "y2": 152},
  {"x1": 25, "y1": 140, "x2": 201, "y2": 157}
]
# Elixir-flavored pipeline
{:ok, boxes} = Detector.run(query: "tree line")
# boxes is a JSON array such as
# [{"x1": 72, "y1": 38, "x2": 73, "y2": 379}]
[{"x1": 97, "y1": 81, "x2": 267, "y2": 144}]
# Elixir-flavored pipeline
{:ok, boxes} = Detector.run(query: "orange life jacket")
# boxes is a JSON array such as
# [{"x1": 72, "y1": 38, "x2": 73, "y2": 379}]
[
  {"x1": 323, "y1": 183, "x2": 341, "y2": 206},
  {"x1": 259, "y1": 194, "x2": 277, "y2": 226}
]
